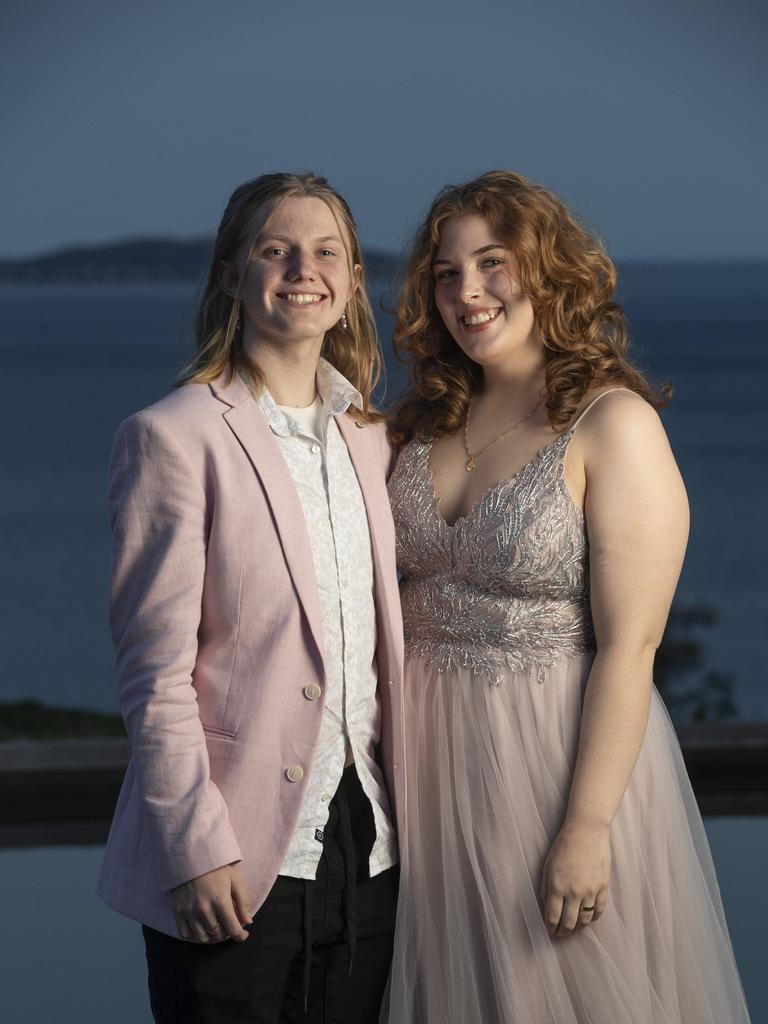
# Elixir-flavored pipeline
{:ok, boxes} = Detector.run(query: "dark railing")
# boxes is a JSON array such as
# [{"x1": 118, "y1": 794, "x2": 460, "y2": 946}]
[{"x1": 1, "y1": 725, "x2": 767, "y2": 848}]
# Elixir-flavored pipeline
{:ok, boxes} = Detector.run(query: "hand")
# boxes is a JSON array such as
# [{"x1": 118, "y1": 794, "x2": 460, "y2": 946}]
[
  {"x1": 539, "y1": 821, "x2": 611, "y2": 938},
  {"x1": 170, "y1": 862, "x2": 252, "y2": 943}
]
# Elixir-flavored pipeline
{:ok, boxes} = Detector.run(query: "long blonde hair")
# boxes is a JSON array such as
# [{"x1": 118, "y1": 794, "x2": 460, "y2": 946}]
[
  {"x1": 390, "y1": 170, "x2": 669, "y2": 444},
  {"x1": 178, "y1": 172, "x2": 382, "y2": 421}
]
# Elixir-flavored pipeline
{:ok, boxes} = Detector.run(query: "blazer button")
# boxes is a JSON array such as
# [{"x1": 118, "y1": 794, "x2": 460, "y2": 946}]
[
  {"x1": 354, "y1": 420, "x2": 365, "y2": 429},
  {"x1": 286, "y1": 765, "x2": 304, "y2": 783},
  {"x1": 303, "y1": 683, "x2": 322, "y2": 701}
]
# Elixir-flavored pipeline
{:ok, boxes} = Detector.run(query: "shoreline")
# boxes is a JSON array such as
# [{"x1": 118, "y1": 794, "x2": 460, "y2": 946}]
[{"x1": 2, "y1": 725, "x2": 767, "y2": 848}]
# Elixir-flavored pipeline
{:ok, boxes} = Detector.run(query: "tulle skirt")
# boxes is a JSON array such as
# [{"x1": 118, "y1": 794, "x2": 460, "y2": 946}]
[{"x1": 383, "y1": 651, "x2": 751, "y2": 1023}]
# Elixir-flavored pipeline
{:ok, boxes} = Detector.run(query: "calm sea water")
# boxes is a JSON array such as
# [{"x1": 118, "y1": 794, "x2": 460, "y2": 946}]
[
  {"x1": 4, "y1": 818, "x2": 766, "y2": 1022},
  {"x1": 1, "y1": 264, "x2": 767, "y2": 717}
]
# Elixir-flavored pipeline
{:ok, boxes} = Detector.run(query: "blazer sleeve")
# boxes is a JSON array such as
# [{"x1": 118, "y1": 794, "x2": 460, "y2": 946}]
[{"x1": 108, "y1": 411, "x2": 242, "y2": 892}]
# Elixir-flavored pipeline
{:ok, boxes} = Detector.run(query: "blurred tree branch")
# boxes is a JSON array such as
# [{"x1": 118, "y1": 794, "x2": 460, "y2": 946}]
[{"x1": 655, "y1": 604, "x2": 738, "y2": 723}]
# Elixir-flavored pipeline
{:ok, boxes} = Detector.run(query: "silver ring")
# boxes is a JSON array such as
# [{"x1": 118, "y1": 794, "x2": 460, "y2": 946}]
[{"x1": 203, "y1": 921, "x2": 221, "y2": 935}]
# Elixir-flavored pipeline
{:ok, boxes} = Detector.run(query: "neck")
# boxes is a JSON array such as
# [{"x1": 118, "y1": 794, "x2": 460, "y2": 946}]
[
  {"x1": 480, "y1": 338, "x2": 546, "y2": 403},
  {"x1": 244, "y1": 334, "x2": 322, "y2": 406}
]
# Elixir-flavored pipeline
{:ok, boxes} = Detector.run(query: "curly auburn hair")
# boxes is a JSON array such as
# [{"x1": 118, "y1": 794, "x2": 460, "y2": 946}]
[
  {"x1": 178, "y1": 172, "x2": 382, "y2": 423},
  {"x1": 389, "y1": 170, "x2": 669, "y2": 445}
]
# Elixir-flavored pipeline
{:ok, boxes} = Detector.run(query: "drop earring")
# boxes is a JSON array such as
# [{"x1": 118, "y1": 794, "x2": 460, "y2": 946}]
[{"x1": 339, "y1": 310, "x2": 349, "y2": 330}]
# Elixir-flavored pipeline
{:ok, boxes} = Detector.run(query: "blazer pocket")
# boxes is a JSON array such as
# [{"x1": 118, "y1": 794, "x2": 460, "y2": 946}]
[{"x1": 201, "y1": 724, "x2": 237, "y2": 740}]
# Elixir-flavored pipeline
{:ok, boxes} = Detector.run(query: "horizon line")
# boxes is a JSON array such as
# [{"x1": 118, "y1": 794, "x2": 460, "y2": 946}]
[{"x1": 1, "y1": 234, "x2": 767, "y2": 268}]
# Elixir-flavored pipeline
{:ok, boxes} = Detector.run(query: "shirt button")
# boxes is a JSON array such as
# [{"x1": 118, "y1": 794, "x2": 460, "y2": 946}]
[
  {"x1": 310, "y1": 444, "x2": 321, "y2": 455},
  {"x1": 303, "y1": 683, "x2": 322, "y2": 701},
  {"x1": 285, "y1": 765, "x2": 304, "y2": 783}
]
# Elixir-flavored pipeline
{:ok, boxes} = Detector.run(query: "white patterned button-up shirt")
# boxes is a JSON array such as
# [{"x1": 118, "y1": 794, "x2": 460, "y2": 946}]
[{"x1": 258, "y1": 359, "x2": 398, "y2": 880}]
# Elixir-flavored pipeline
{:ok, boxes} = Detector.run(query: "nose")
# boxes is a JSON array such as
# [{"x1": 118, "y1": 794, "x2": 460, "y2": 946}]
[
  {"x1": 457, "y1": 267, "x2": 482, "y2": 305},
  {"x1": 287, "y1": 249, "x2": 316, "y2": 281}
]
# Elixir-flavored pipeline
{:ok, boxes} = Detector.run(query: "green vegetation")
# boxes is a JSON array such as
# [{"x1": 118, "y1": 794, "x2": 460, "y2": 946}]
[
  {"x1": 0, "y1": 700, "x2": 125, "y2": 741},
  {"x1": 655, "y1": 604, "x2": 738, "y2": 723},
  {"x1": 0, "y1": 600, "x2": 735, "y2": 739}
]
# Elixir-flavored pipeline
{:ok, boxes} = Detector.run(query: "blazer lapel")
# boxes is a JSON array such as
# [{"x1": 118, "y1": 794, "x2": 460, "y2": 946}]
[
  {"x1": 210, "y1": 373, "x2": 326, "y2": 669},
  {"x1": 335, "y1": 415, "x2": 404, "y2": 682}
]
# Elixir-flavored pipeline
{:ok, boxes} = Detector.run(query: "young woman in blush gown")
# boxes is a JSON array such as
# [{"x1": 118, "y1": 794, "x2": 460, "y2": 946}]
[{"x1": 382, "y1": 170, "x2": 751, "y2": 1023}]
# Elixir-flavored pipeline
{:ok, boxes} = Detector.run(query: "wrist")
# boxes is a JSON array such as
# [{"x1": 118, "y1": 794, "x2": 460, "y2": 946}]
[{"x1": 562, "y1": 813, "x2": 612, "y2": 834}]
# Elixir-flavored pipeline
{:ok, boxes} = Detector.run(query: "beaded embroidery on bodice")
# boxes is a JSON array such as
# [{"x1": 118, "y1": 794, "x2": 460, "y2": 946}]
[{"x1": 388, "y1": 429, "x2": 596, "y2": 684}]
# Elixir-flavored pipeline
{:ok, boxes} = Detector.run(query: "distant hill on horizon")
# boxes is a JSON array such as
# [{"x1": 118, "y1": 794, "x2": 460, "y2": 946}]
[
  {"x1": 0, "y1": 237, "x2": 400, "y2": 283},
  {"x1": 2, "y1": 237, "x2": 767, "y2": 285}
]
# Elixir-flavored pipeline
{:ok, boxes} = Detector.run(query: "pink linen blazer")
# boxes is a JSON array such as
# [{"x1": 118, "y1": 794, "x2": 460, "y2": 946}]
[{"x1": 96, "y1": 369, "x2": 405, "y2": 939}]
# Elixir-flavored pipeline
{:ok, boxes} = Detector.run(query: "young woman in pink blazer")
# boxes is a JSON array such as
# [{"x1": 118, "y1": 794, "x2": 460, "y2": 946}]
[{"x1": 97, "y1": 173, "x2": 405, "y2": 1023}]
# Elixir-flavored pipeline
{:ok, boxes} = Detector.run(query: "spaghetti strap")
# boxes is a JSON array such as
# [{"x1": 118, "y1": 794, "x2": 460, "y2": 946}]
[{"x1": 570, "y1": 387, "x2": 639, "y2": 430}]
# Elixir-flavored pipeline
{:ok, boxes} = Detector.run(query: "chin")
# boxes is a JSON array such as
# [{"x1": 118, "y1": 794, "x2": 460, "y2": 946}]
[{"x1": 458, "y1": 338, "x2": 507, "y2": 366}]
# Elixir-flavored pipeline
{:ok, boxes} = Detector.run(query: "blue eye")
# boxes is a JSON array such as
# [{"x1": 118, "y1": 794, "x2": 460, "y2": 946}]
[{"x1": 482, "y1": 257, "x2": 504, "y2": 268}]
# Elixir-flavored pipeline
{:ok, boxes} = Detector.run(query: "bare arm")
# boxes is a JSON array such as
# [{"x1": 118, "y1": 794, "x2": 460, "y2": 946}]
[{"x1": 540, "y1": 392, "x2": 689, "y2": 937}]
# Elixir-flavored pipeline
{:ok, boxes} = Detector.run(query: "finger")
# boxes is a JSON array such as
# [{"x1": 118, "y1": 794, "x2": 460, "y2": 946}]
[
  {"x1": 544, "y1": 894, "x2": 564, "y2": 936},
  {"x1": 592, "y1": 889, "x2": 609, "y2": 922},
  {"x1": 199, "y1": 914, "x2": 224, "y2": 940},
  {"x1": 538, "y1": 856, "x2": 549, "y2": 904},
  {"x1": 577, "y1": 906, "x2": 596, "y2": 928},
  {"x1": 575, "y1": 892, "x2": 597, "y2": 928},
  {"x1": 176, "y1": 913, "x2": 195, "y2": 943},
  {"x1": 230, "y1": 872, "x2": 254, "y2": 928},
  {"x1": 555, "y1": 897, "x2": 582, "y2": 937},
  {"x1": 189, "y1": 912, "x2": 215, "y2": 944},
  {"x1": 214, "y1": 897, "x2": 249, "y2": 942}
]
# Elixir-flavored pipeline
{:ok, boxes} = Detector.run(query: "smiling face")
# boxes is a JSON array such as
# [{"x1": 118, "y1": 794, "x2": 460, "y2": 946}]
[
  {"x1": 233, "y1": 195, "x2": 357, "y2": 352},
  {"x1": 432, "y1": 213, "x2": 541, "y2": 370}
]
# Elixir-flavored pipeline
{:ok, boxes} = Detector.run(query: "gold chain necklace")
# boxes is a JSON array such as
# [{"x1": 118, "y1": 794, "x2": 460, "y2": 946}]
[{"x1": 463, "y1": 398, "x2": 543, "y2": 472}]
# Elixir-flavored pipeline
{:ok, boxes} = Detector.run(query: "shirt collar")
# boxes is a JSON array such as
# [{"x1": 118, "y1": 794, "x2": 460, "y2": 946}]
[{"x1": 258, "y1": 357, "x2": 363, "y2": 439}]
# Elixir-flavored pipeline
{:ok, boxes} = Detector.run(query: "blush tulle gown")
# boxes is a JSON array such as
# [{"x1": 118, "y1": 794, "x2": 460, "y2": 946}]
[{"x1": 383, "y1": 394, "x2": 751, "y2": 1023}]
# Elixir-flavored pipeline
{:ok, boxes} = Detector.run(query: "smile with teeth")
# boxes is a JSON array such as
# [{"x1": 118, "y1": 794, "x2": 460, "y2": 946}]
[
  {"x1": 279, "y1": 293, "x2": 326, "y2": 305},
  {"x1": 462, "y1": 308, "x2": 502, "y2": 326}
]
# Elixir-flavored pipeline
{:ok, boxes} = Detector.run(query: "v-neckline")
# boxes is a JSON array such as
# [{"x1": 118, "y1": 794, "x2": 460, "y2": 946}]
[{"x1": 421, "y1": 430, "x2": 574, "y2": 531}]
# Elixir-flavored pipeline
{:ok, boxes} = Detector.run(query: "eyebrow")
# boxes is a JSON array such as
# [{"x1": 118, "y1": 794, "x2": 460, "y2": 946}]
[
  {"x1": 432, "y1": 243, "x2": 506, "y2": 266},
  {"x1": 258, "y1": 234, "x2": 343, "y2": 245}
]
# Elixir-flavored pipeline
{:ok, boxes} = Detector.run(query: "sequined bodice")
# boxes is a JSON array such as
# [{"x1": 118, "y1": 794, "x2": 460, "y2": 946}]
[{"x1": 387, "y1": 430, "x2": 595, "y2": 684}]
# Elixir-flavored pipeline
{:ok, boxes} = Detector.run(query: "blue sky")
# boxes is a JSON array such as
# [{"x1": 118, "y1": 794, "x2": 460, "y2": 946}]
[{"x1": 2, "y1": 0, "x2": 766, "y2": 260}]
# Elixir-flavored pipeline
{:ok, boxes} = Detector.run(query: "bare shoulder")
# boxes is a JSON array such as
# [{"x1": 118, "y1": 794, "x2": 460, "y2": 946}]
[
  {"x1": 572, "y1": 389, "x2": 687, "y2": 521},
  {"x1": 573, "y1": 387, "x2": 668, "y2": 457}
]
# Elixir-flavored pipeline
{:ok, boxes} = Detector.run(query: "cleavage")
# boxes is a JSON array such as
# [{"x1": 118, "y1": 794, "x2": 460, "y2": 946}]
[{"x1": 427, "y1": 428, "x2": 561, "y2": 528}]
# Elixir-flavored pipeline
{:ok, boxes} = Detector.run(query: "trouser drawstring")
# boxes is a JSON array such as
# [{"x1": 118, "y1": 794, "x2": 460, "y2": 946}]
[
  {"x1": 336, "y1": 776, "x2": 358, "y2": 976},
  {"x1": 300, "y1": 767, "x2": 361, "y2": 1014},
  {"x1": 302, "y1": 878, "x2": 313, "y2": 1014}
]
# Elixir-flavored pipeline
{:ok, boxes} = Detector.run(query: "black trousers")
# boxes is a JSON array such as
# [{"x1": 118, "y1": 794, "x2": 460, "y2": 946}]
[{"x1": 143, "y1": 765, "x2": 398, "y2": 1023}]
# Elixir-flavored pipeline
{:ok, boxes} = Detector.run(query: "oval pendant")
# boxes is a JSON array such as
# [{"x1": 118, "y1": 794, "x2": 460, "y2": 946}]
[{"x1": 465, "y1": 457, "x2": 476, "y2": 472}]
